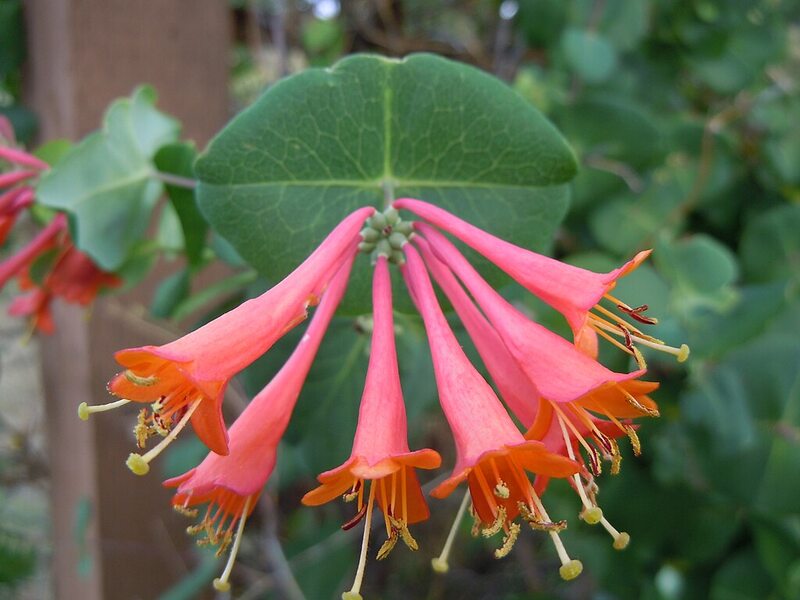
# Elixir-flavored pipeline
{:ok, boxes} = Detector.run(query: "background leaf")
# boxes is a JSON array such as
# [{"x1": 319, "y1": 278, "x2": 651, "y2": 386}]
[{"x1": 36, "y1": 86, "x2": 180, "y2": 270}]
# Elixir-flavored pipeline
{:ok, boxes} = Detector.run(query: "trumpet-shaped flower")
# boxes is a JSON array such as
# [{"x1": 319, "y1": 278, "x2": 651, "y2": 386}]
[
  {"x1": 414, "y1": 228, "x2": 661, "y2": 549},
  {"x1": 0, "y1": 188, "x2": 35, "y2": 245},
  {"x1": 395, "y1": 198, "x2": 688, "y2": 364},
  {"x1": 302, "y1": 255, "x2": 441, "y2": 600},
  {"x1": 165, "y1": 255, "x2": 355, "y2": 592},
  {"x1": 402, "y1": 244, "x2": 584, "y2": 578},
  {"x1": 416, "y1": 223, "x2": 643, "y2": 404},
  {"x1": 85, "y1": 206, "x2": 374, "y2": 468},
  {"x1": 0, "y1": 213, "x2": 67, "y2": 290}
]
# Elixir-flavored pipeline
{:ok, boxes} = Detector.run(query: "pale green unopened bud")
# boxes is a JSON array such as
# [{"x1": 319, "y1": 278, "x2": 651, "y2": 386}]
[
  {"x1": 369, "y1": 212, "x2": 387, "y2": 230},
  {"x1": 388, "y1": 232, "x2": 407, "y2": 249},
  {"x1": 384, "y1": 206, "x2": 400, "y2": 225},
  {"x1": 390, "y1": 249, "x2": 406, "y2": 264},
  {"x1": 375, "y1": 238, "x2": 392, "y2": 257},
  {"x1": 361, "y1": 227, "x2": 379, "y2": 242},
  {"x1": 394, "y1": 221, "x2": 413, "y2": 236}
]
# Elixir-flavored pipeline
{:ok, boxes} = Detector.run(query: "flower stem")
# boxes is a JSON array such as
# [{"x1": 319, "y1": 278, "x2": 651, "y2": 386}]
[{"x1": 153, "y1": 171, "x2": 198, "y2": 189}]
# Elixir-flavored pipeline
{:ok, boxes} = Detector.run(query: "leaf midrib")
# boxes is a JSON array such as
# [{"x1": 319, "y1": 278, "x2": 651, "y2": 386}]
[{"x1": 200, "y1": 178, "x2": 562, "y2": 191}]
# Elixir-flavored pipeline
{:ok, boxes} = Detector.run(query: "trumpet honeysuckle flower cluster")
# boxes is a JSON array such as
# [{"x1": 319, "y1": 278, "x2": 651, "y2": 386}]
[
  {"x1": 81, "y1": 198, "x2": 690, "y2": 597},
  {"x1": 0, "y1": 118, "x2": 120, "y2": 333}
]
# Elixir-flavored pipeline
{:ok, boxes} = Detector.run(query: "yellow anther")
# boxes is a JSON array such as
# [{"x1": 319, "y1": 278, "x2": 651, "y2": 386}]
[
  {"x1": 625, "y1": 426, "x2": 642, "y2": 456},
  {"x1": 78, "y1": 402, "x2": 90, "y2": 421},
  {"x1": 494, "y1": 481, "x2": 510, "y2": 499},
  {"x1": 342, "y1": 593, "x2": 363, "y2": 600},
  {"x1": 613, "y1": 532, "x2": 631, "y2": 550},
  {"x1": 212, "y1": 578, "x2": 231, "y2": 592},
  {"x1": 431, "y1": 557, "x2": 449, "y2": 574},
  {"x1": 581, "y1": 506, "x2": 603, "y2": 525},
  {"x1": 343, "y1": 490, "x2": 359, "y2": 503},
  {"x1": 559, "y1": 559, "x2": 584, "y2": 581},
  {"x1": 376, "y1": 533, "x2": 398, "y2": 560},
  {"x1": 126, "y1": 453, "x2": 150, "y2": 476},
  {"x1": 481, "y1": 506, "x2": 507, "y2": 537},
  {"x1": 389, "y1": 517, "x2": 419, "y2": 551},
  {"x1": 633, "y1": 347, "x2": 647, "y2": 369},
  {"x1": 494, "y1": 522, "x2": 521, "y2": 559},
  {"x1": 610, "y1": 440, "x2": 622, "y2": 475},
  {"x1": 124, "y1": 370, "x2": 159, "y2": 386},
  {"x1": 173, "y1": 505, "x2": 198, "y2": 518},
  {"x1": 677, "y1": 344, "x2": 690, "y2": 362}
]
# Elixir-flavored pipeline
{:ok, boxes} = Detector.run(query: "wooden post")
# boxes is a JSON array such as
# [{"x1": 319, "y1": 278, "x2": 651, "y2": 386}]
[{"x1": 23, "y1": 2, "x2": 230, "y2": 597}]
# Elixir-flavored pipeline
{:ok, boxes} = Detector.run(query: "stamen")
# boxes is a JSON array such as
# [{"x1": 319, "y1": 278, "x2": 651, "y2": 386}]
[
  {"x1": 379, "y1": 478, "x2": 391, "y2": 537},
  {"x1": 518, "y1": 502, "x2": 567, "y2": 532},
  {"x1": 432, "y1": 491, "x2": 470, "y2": 574},
  {"x1": 481, "y1": 506, "x2": 507, "y2": 537},
  {"x1": 341, "y1": 504, "x2": 368, "y2": 531},
  {"x1": 469, "y1": 505, "x2": 482, "y2": 538},
  {"x1": 600, "y1": 516, "x2": 630, "y2": 550},
  {"x1": 124, "y1": 370, "x2": 159, "y2": 386},
  {"x1": 389, "y1": 516, "x2": 419, "y2": 551},
  {"x1": 78, "y1": 398, "x2": 130, "y2": 420},
  {"x1": 494, "y1": 480, "x2": 510, "y2": 499},
  {"x1": 593, "y1": 302, "x2": 647, "y2": 335},
  {"x1": 624, "y1": 425, "x2": 642, "y2": 456},
  {"x1": 401, "y1": 467, "x2": 408, "y2": 523},
  {"x1": 618, "y1": 385, "x2": 660, "y2": 418},
  {"x1": 376, "y1": 530, "x2": 398, "y2": 560},
  {"x1": 610, "y1": 439, "x2": 622, "y2": 475},
  {"x1": 342, "y1": 481, "x2": 376, "y2": 600},
  {"x1": 618, "y1": 304, "x2": 658, "y2": 325},
  {"x1": 344, "y1": 480, "x2": 361, "y2": 502},
  {"x1": 173, "y1": 504, "x2": 199, "y2": 518},
  {"x1": 494, "y1": 522, "x2": 521, "y2": 559},
  {"x1": 212, "y1": 495, "x2": 252, "y2": 592},
  {"x1": 126, "y1": 398, "x2": 202, "y2": 476}
]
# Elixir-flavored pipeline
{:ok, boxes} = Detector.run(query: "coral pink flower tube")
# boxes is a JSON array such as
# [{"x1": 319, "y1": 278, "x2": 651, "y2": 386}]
[
  {"x1": 302, "y1": 256, "x2": 440, "y2": 524},
  {"x1": 394, "y1": 198, "x2": 649, "y2": 351},
  {"x1": 0, "y1": 213, "x2": 66, "y2": 290},
  {"x1": 414, "y1": 236, "x2": 540, "y2": 428},
  {"x1": 417, "y1": 223, "x2": 642, "y2": 404},
  {"x1": 108, "y1": 206, "x2": 375, "y2": 457},
  {"x1": 0, "y1": 146, "x2": 50, "y2": 172}
]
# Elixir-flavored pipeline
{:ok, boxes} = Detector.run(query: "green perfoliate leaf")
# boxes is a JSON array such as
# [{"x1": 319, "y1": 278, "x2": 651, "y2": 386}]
[
  {"x1": 196, "y1": 53, "x2": 577, "y2": 313},
  {"x1": 37, "y1": 86, "x2": 180, "y2": 270}
]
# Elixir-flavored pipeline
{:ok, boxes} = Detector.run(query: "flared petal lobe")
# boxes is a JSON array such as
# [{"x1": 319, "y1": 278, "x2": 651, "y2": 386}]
[
  {"x1": 165, "y1": 254, "x2": 354, "y2": 526},
  {"x1": 109, "y1": 206, "x2": 374, "y2": 455}
]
